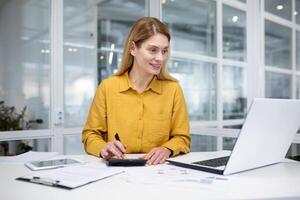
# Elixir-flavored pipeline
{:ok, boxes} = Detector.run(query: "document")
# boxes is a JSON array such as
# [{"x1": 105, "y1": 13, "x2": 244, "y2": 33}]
[
  {"x1": 125, "y1": 164, "x2": 227, "y2": 188},
  {"x1": 16, "y1": 163, "x2": 124, "y2": 189}
]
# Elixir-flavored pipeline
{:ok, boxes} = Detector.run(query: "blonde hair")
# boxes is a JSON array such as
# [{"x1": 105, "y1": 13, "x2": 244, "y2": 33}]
[{"x1": 115, "y1": 17, "x2": 177, "y2": 81}]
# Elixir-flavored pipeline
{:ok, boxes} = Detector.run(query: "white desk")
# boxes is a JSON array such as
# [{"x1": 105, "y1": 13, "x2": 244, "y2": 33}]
[{"x1": 1, "y1": 151, "x2": 300, "y2": 200}]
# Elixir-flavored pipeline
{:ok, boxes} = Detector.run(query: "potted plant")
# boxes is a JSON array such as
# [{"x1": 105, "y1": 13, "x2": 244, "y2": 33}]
[{"x1": 0, "y1": 101, "x2": 43, "y2": 156}]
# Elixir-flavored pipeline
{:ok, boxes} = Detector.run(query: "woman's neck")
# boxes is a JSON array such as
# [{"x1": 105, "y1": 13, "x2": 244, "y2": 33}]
[{"x1": 129, "y1": 67, "x2": 154, "y2": 94}]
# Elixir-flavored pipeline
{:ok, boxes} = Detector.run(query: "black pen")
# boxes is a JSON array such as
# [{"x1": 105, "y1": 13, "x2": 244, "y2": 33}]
[
  {"x1": 115, "y1": 133, "x2": 121, "y2": 141},
  {"x1": 114, "y1": 133, "x2": 126, "y2": 159}
]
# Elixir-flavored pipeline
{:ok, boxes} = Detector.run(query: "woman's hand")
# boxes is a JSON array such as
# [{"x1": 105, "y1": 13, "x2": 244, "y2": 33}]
[
  {"x1": 141, "y1": 147, "x2": 172, "y2": 165},
  {"x1": 100, "y1": 140, "x2": 126, "y2": 159}
]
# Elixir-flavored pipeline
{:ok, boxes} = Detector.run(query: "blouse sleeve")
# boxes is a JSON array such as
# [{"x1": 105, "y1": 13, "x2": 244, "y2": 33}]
[
  {"x1": 82, "y1": 80, "x2": 108, "y2": 157},
  {"x1": 162, "y1": 83, "x2": 191, "y2": 156}
]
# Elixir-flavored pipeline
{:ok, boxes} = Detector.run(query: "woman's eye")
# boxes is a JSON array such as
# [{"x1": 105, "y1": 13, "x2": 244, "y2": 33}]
[{"x1": 162, "y1": 49, "x2": 168, "y2": 54}]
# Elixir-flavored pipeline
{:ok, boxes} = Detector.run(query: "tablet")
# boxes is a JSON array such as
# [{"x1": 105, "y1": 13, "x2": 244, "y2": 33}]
[
  {"x1": 25, "y1": 158, "x2": 81, "y2": 171},
  {"x1": 107, "y1": 158, "x2": 147, "y2": 166}
]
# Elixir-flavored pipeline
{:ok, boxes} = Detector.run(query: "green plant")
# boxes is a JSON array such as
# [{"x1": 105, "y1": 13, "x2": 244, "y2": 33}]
[
  {"x1": 0, "y1": 101, "x2": 44, "y2": 155},
  {"x1": 0, "y1": 101, "x2": 27, "y2": 131}
]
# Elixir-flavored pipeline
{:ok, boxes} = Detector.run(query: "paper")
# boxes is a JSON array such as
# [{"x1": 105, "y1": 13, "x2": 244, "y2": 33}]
[
  {"x1": 17, "y1": 163, "x2": 124, "y2": 189},
  {"x1": 0, "y1": 151, "x2": 59, "y2": 163},
  {"x1": 125, "y1": 164, "x2": 227, "y2": 188}
]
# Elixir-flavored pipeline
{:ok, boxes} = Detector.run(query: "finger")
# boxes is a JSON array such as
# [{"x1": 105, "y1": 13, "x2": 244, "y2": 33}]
[
  {"x1": 107, "y1": 143, "x2": 124, "y2": 159},
  {"x1": 100, "y1": 148, "x2": 114, "y2": 159},
  {"x1": 113, "y1": 140, "x2": 126, "y2": 153},
  {"x1": 144, "y1": 148, "x2": 156, "y2": 160},
  {"x1": 147, "y1": 150, "x2": 160, "y2": 165},
  {"x1": 152, "y1": 152, "x2": 165, "y2": 165},
  {"x1": 100, "y1": 149, "x2": 108, "y2": 158},
  {"x1": 159, "y1": 154, "x2": 168, "y2": 164}
]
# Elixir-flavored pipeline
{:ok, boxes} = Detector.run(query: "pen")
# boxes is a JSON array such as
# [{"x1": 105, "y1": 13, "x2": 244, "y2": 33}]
[
  {"x1": 115, "y1": 133, "x2": 121, "y2": 141},
  {"x1": 114, "y1": 133, "x2": 126, "y2": 159}
]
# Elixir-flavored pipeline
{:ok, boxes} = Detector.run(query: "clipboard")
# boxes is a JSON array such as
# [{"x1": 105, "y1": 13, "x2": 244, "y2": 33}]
[
  {"x1": 16, "y1": 163, "x2": 124, "y2": 189},
  {"x1": 16, "y1": 176, "x2": 72, "y2": 189}
]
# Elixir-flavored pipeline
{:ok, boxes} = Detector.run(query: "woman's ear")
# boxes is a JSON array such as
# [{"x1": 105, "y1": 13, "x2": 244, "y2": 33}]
[{"x1": 130, "y1": 41, "x2": 137, "y2": 56}]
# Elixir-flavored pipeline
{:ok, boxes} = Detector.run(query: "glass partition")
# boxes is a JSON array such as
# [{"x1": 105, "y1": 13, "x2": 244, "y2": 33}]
[
  {"x1": 297, "y1": 76, "x2": 300, "y2": 99},
  {"x1": 0, "y1": 138, "x2": 50, "y2": 156},
  {"x1": 63, "y1": 0, "x2": 146, "y2": 128},
  {"x1": 190, "y1": 134, "x2": 217, "y2": 152},
  {"x1": 265, "y1": 20, "x2": 292, "y2": 69},
  {"x1": 222, "y1": 65, "x2": 246, "y2": 119},
  {"x1": 265, "y1": 72, "x2": 292, "y2": 98},
  {"x1": 63, "y1": 135, "x2": 85, "y2": 155},
  {"x1": 162, "y1": 0, "x2": 217, "y2": 57},
  {"x1": 265, "y1": 0, "x2": 292, "y2": 21},
  {"x1": 97, "y1": 0, "x2": 146, "y2": 82},
  {"x1": 0, "y1": 0, "x2": 51, "y2": 131},
  {"x1": 63, "y1": 1, "x2": 98, "y2": 128},
  {"x1": 297, "y1": 31, "x2": 300, "y2": 71},
  {"x1": 296, "y1": 0, "x2": 300, "y2": 24},
  {"x1": 223, "y1": 137, "x2": 237, "y2": 151},
  {"x1": 223, "y1": 5, "x2": 246, "y2": 61},
  {"x1": 169, "y1": 59, "x2": 217, "y2": 121}
]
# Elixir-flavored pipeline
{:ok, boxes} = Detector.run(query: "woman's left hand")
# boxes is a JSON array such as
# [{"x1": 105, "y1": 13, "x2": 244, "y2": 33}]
[{"x1": 141, "y1": 147, "x2": 172, "y2": 165}]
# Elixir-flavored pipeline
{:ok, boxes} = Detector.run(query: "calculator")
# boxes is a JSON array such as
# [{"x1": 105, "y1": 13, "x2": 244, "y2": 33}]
[{"x1": 107, "y1": 158, "x2": 147, "y2": 166}]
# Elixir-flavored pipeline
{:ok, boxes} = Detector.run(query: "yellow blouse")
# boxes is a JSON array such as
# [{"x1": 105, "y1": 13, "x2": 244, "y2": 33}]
[{"x1": 82, "y1": 72, "x2": 190, "y2": 157}]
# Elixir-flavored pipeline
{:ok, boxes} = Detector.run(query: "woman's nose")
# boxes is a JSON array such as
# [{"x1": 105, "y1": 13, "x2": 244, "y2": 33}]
[{"x1": 154, "y1": 52, "x2": 164, "y2": 61}]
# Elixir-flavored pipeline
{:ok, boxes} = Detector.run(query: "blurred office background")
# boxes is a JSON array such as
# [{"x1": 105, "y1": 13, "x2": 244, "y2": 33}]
[{"x1": 0, "y1": 0, "x2": 299, "y2": 158}]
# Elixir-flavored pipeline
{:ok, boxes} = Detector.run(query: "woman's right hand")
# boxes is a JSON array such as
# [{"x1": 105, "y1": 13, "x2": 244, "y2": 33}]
[{"x1": 100, "y1": 140, "x2": 126, "y2": 159}]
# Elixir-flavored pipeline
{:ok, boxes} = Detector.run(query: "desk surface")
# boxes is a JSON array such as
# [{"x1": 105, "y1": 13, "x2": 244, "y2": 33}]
[{"x1": 1, "y1": 151, "x2": 300, "y2": 200}]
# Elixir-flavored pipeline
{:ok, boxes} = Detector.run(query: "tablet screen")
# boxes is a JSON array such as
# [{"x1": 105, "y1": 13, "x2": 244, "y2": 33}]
[
  {"x1": 31, "y1": 159, "x2": 79, "y2": 167},
  {"x1": 25, "y1": 158, "x2": 80, "y2": 170}
]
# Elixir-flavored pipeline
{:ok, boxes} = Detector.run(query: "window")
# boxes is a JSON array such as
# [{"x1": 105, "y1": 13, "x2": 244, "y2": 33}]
[
  {"x1": 264, "y1": 0, "x2": 300, "y2": 147},
  {"x1": 265, "y1": 20, "x2": 292, "y2": 69},
  {"x1": 97, "y1": 0, "x2": 146, "y2": 82},
  {"x1": 0, "y1": 0, "x2": 51, "y2": 131},
  {"x1": 63, "y1": 0, "x2": 98, "y2": 128},
  {"x1": 162, "y1": 0, "x2": 247, "y2": 151},
  {"x1": 162, "y1": 0, "x2": 218, "y2": 124},
  {"x1": 265, "y1": 0, "x2": 292, "y2": 20},
  {"x1": 297, "y1": 31, "x2": 300, "y2": 71},
  {"x1": 169, "y1": 59, "x2": 217, "y2": 121},
  {"x1": 297, "y1": 76, "x2": 300, "y2": 98},
  {"x1": 162, "y1": 0, "x2": 216, "y2": 57},
  {"x1": 223, "y1": 5, "x2": 246, "y2": 61},
  {"x1": 265, "y1": 72, "x2": 292, "y2": 98},
  {"x1": 264, "y1": 1, "x2": 297, "y2": 101},
  {"x1": 0, "y1": 0, "x2": 51, "y2": 155},
  {"x1": 0, "y1": 139, "x2": 50, "y2": 156},
  {"x1": 223, "y1": 65, "x2": 246, "y2": 119},
  {"x1": 296, "y1": 0, "x2": 300, "y2": 24},
  {"x1": 191, "y1": 134, "x2": 217, "y2": 152}
]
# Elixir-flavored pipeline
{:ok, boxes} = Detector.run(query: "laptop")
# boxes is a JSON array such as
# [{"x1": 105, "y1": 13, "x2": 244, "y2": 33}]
[{"x1": 167, "y1": 98, "x2": 300, "y2": 175}]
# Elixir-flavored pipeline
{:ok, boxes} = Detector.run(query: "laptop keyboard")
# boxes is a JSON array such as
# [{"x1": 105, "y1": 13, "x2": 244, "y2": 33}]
[{"x1": 192, "y1": 156, "x2": 230, "y2": 167}]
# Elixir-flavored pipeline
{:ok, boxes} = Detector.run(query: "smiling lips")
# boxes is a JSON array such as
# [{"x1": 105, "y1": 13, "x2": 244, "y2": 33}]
[{"x1": 150, "y1": 64, "x2": 161, "y2": 70}]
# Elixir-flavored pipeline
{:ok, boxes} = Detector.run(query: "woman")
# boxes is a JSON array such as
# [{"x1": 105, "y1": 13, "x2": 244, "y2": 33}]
[{"x1": 82, "y1": 17, "x2": 190, "y2": 165}]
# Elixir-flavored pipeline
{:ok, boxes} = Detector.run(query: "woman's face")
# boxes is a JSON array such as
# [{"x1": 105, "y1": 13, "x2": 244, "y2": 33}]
[{"x1": 131, "y1": 33, "x2": 169, "y2": 75}]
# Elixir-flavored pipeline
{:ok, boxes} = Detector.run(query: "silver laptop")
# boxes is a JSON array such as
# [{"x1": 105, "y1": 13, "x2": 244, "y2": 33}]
[{"x1": 167, "y1": 98, "x2": 300, "y2": 175}]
